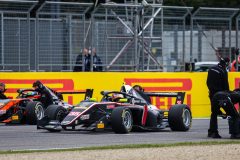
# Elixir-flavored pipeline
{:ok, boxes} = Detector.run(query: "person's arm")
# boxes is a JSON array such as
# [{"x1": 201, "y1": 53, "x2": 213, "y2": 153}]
[
  {"x1": 73, "y1": 55, "x2": 82, "y2": 72},
  {"x1": 40, "y1": 89, "x2": 54, "y2": 106},
  {"x1": 75, "y1": 55, "x2": 82, "y2": 64}
]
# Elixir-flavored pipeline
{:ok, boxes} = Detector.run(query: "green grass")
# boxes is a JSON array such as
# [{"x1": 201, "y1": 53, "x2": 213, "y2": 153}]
[{"x1": 1, "y1": 140, "x2": 240, "y2": 155}]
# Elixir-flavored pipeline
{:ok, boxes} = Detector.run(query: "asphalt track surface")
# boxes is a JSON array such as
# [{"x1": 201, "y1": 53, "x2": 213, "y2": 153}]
[{"x1": 0, "y1": 119, "x2": 232, "y2": 151}]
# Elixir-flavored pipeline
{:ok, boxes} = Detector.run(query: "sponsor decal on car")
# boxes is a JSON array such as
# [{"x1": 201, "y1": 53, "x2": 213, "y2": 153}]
[
  {"x1": 68, "y1": 112, "x2": 81, "y2": 117},
  {"x1": 97, "y1": 121, "x2": 104, "y2": 129},
  {"x1": 80, "y1": 114, "x2": 90, "y2": 120},
  {"x1": 107, "y1": 104, "x2": 115, "y2": 109},
  {"x1": 11, "y1": 115, "x2": 19, "y2": 120},
  {"x1": 61, "y1": 120, "x2": 70, "y2": 125}
]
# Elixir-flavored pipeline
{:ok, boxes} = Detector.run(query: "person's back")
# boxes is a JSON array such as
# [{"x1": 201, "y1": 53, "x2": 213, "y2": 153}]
[
  {"x1": 39, "y1": 87, "x2": 54, "y2": 107},
  {"x1": 211, "y1": 90, "x2": 240, "y2": 139}
]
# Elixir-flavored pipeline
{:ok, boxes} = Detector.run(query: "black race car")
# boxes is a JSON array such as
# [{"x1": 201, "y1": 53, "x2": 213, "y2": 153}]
[
  {"x1": 0, "y1": 87, "x2": 93, "y2": 125},
  {"x1": 37, "y1": 85, "x2": 192, "y2": 133},
  {"x1": 0, "y1": 89, "x2": 44, "y2": 124}
]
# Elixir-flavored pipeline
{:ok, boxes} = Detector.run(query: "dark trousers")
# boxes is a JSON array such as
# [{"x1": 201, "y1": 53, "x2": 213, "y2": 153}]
[{"x1": 209, "y1": 92, "x2": 240, "y2": 133}]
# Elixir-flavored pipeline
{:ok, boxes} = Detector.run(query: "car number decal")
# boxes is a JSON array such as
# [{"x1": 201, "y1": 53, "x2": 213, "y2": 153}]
[{"x1": 68, "y1": 112, "x2": 81, "y2": 117}]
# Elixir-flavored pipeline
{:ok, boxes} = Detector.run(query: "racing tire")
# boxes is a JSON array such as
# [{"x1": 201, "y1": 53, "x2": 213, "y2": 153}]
[
  {"x1": 111, "y1": 107, "x2": 133, "y2": 134},
  {"x1": 168, "y1": 104, "x2": 192, "y2": 131},
  {"x1": 26, "y1": 101, "x2": 45, "y2": 125},
  {"x1": 45, "y1": 105, "x2": 66, "y2": 122}
]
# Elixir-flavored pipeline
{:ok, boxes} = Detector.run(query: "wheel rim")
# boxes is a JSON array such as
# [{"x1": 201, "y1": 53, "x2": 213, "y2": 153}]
[
  {"x1": 35, "y1": 104, "x2": 44, "y2": 120},
  {"x1": 183, "y1": 109, "x2": 191, "y2": 127},
  {"x1": 123, "y1": 110, "x2": 132, "y2": 130},
  {"x1": 56, "y1": 109, "x2": 65, "y2": 121}
]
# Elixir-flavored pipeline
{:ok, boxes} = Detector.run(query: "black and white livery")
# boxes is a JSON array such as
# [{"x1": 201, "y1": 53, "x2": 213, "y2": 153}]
[{"x1": 37, "y1": 85, "x2": 192, "y2": 133}]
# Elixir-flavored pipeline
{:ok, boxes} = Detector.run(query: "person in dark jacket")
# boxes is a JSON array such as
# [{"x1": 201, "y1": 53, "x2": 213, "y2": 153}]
[
  {"x1": 32, "y1": 80, "x2": 53, "y2": 107},
  {"x1": 73, "y1": 48, "x2": 90, "y2": 72},
  {"x1": 206, "y1": 56, "x2": 230, "y2": 138},
  {"x1": 0, "y1": 82, "x2": 7, "y2": 99},
  {"x1": 73, "y1": 53, "x2": 83, "y2": 72},
  {"x1": 92, "y1": 48, "x2": 103, "y2": 72},
  {"x1": 211, "y1": 90, "x2": 240, "y2": 139},
  {"x1": 84, "y1": 48, "x2": 91, "y2": 72}
]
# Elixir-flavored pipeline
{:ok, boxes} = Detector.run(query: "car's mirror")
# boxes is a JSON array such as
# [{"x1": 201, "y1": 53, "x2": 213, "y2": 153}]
[
  {"x1": 118, "y1": 98, "x2": 128, "y2": 103},
  {"x1": 89, "y1": 98, "x2": 97, "y2": 102}
]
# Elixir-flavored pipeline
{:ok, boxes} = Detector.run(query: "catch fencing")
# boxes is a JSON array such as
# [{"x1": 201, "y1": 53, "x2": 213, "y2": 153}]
[{"x1": 0, "y1": 1, "x2": 239, "y2": 72}]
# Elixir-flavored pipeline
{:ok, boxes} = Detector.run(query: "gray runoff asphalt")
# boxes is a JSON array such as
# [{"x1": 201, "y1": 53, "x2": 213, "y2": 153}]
[{"x1": 0, "y1": 119, "x2": 232, "y2": 151}]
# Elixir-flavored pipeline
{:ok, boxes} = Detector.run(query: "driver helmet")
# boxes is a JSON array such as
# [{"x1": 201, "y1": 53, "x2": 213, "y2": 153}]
[
  {"x1": 32, "y1": 80, "x2": 44, "y2": 91},
  {"x1": 0, "y1": 82, "x2": 6, "y2": 93},
  {"x1": 133, "y1": 85, "x2": 144, "y2": 92}
]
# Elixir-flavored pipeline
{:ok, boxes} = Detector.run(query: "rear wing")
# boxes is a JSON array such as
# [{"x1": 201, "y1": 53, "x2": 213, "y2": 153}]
[
  {"x1": 56, "y1": 89, "x2": 94, "y2": 100},
  {"x1": 145, "y1": 92, "x2": 186, "y2": 104}
]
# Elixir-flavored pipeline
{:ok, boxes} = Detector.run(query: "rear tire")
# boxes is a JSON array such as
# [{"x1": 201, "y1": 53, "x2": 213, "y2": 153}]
[
  {"x1": 168, "y1": 104, "x2": 192, "y2": 131},
  {"x1": 111, "y1": 107, "x2": 133, "y2": 134},
  {"x1": 45, "y1": 105, "x2": 66, "y2": 122},
  {"x1": 26, "y1": 101, "x2": 44, "y2": 125}
]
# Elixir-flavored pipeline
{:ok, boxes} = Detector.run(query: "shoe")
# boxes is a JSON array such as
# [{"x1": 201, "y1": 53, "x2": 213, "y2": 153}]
[
  {"x1": 230, "y1": 134, "x2": 240, "y2": 139},
  {"x1": 208, "y1": 132, "x2": 222, "y2": 138}
]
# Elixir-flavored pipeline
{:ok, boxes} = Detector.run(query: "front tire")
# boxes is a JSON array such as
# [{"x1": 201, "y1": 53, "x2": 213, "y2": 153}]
[
  {"x1": 45, "y1": 105, "x2": 66, "y2": 122},
  {"x1": 111, "y1": 107, "x2": 133, "y2": 134},
  {"x1": 26, "y1": 101, "x2": 45, "y2": 125},
  {"x1": 168, "y1": 104, "x2": 192, "y2": 131}
]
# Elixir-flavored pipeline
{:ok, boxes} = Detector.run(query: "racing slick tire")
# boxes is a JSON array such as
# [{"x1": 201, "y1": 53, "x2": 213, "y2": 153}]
[
  {"x1": 26, "y1": 101, "x2": 45, "y2": 125},
  {"x1": 45, "y1": 105, "x2": 66, "y2": 122},
  {"x1": 168, "y1": 104, "x2": 192, "y2": 131},
  {"x1": 111, "y1": 107, "x2": 133, "y2": 134}
]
